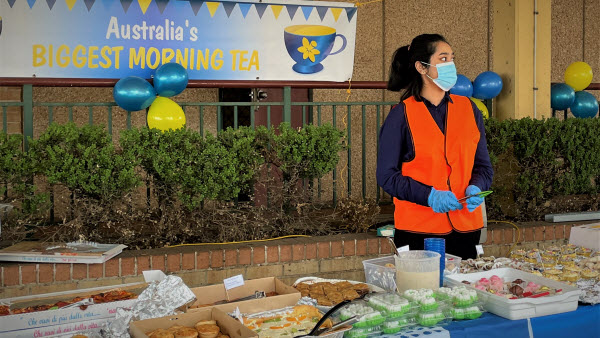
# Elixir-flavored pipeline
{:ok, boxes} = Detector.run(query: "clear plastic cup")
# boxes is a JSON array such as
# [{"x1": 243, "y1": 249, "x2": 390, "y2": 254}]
[{"x1": 395, "y1": 250, "x2": 441, "y2": 293}]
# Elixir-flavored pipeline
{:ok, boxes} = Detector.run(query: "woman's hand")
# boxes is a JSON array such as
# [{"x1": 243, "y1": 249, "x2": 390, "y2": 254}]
[
  {"x1": 427, "y1": 188, "x2": 463, "y2": 213},
  {"x1": 465, "y1": 185, "x2": 484, "y2": 212}
]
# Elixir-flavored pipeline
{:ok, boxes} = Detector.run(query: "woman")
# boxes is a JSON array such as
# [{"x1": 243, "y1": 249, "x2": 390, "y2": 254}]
[{"x1": 376, "y1": 34, "x2": 494, "y2": 259}]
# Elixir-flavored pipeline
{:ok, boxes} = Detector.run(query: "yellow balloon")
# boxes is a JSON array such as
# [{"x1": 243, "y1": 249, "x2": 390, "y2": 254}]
[
  {"x1": 470, "y1": 97, "x2": 489, "y2": 119},
  {"x1": 564, "y1": 61, "x2": 593, "y2": 91},
  {"x1": 147, "y1": 96, "x2": 186, "y2": 131}
]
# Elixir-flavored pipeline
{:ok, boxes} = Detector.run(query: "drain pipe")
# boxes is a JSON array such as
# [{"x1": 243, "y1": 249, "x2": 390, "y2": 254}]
[{"x1": 533, "y1": 0, "x2": 538, "y2": 119}]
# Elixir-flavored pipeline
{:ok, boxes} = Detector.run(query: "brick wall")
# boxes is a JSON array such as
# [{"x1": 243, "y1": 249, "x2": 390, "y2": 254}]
[
  {"x1": 0, "y1": 224, "x2": 573, "y2": 299},
  {"x1": 0, "y1": 86, "x2": 23, "y2": 135}
]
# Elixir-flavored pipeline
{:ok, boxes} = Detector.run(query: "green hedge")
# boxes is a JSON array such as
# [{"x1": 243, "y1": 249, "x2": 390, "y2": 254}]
[{"x1": 485, "y1": 117, "x2": 600, "y2": 220}]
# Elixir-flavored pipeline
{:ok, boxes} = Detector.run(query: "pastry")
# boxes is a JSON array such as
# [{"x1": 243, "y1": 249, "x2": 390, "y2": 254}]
[
  {"x1": 544, "y1": 268, "x2": 562, "y2": 275},
  {"x1": 72, "y1": 335, "x2": 88, "y2": 338},
  {"x1": 561, "y1": 271, "x2": 579, "y2": 282},
  {"x1": 295, "y1": 283, "x2": 310, "y2": 290},
  {"x1": 195, "y1": 320, "x2": 216, "y2": 327},
  {"x1": 174, "y1": 327, "x2": 199, "y2": 338},
  {"x1": 196, "y1": 324, "x2": 220, "y2": 338},
  {"x1": 342, "y1": 288, "x2": 360, "y2": 301},
  {"x1": 315, "y1": 297, "x2": 334, "y2": 306},
  {"x1": 581, "y1": 269, "x2": 599, "y2": 279},
  {"x1": 335, "y1": 281, "x2": 353, "y2": 290},
  {"x1": 168, "y1": 325, "x2": 185, "y2": 333},
  {"x1": 509, "y1": 285, "x2": 524, "y2": 297},
  {"x1": 148, "y1": 329, "x2": 175, "y2": 338},
  {"x1": 300, "y1": 289, "x2": 310, "y2": 297}
]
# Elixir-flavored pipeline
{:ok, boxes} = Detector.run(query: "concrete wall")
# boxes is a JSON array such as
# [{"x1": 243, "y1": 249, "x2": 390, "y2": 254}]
[{"x1": 552, "y1": 0, "x2": 600, "y2": 100}]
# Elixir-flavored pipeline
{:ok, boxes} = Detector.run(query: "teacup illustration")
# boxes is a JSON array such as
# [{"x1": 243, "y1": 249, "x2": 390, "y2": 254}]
[{"x1": 284, "y1": 25, "x2": 347, "y2": 74}]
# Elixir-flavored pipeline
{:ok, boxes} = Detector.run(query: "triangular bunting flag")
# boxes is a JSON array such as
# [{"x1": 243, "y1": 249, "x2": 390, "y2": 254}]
[
  {"x1": 7, "y1": 0, "x2": 16, "y2": 8},
  {"x1": 255, "y1": 3, "x2": 268, "y2": 18},
  {"x1": 286, "y1": 5, "x2": 299, "y2": 19},
  {"x1": 345, "y1": 7, "x2": 357, "y2": 21},
  {"x1": 155, "y1": 0, "x2": 168, "y2": 13},
  {"x1": 188, "y1": 0, "x2": 203, "y2": 15},
  {"x1": 120, "y1": 0, "x2": 133, "y2": 12},
  {"x1": 205, "y1": 1, "x2": 220, "y2": 17},
  {"x1": 26, "y1": 0, "x2": 36, "y2": 8},
  {"x1": 271, "y1": 5, "x2": 283, "y2": 19},
  {"x1": 316, "y1": 7, "x2": 328, "y2": 21},
  {"x1": 137, "y1": 0, "x2": 151, "y2": 13},
  {"x1": 65, "y1": 0, "x2": 77, "y2": 10},
  {"x1": 46, "y1": 0, "x2": 57, "y2": 9},
  {"x1": 301, "y1": 6, "x2": 313, "y2": 20},
  {"x1": 238, "y1": 2, "x2": 251, "y2": 18},
  {"x1": 331, "y1": 8, "x2": 342, "y2": 22},
  {"x1": 222, "y1": 1, "x2": 235, "y2": 17},
  {"x1": 83, "y1": 0, "x2": 95, "y2": 10}
]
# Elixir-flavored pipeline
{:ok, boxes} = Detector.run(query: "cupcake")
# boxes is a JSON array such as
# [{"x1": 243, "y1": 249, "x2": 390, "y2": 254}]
[
  {"x1": 544, "y1": 268, "x2": 562, "y2": 275},
  {"x1": 561, "y1": 271, "x2": 579, "y2": 282},
  {"x1": 581, "y1": 269, "x2": 599, "y2": 279}
]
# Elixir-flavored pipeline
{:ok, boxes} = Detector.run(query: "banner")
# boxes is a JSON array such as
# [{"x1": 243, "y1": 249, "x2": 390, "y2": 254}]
[{"x1": 0, "y1": 0, "x2": 357, "y2": 81}]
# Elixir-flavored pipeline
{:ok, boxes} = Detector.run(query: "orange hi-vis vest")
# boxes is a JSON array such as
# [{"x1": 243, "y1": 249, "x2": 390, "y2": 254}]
[{"x1": 393, "y1": 94, "x2": 483, "y2": 234}]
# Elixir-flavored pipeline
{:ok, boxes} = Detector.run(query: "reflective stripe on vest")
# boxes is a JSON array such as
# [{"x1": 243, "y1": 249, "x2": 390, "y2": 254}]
[{"x1": 393, "y1": 94, "x2": 484, "y2": 234}]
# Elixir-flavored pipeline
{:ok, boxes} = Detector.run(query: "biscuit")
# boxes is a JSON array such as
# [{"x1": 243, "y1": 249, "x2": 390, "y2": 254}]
[{"x1": 342, "y1": 289, "x2": 360, "y2": 301}]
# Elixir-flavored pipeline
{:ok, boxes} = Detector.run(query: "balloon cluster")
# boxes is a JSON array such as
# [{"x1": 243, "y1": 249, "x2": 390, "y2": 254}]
[
  {"x1": 113, "y1": 63, "x2": 189, "y2": 131},
  {"x1": 551, "y1": 62, "x2": 598, "y2": 118},
  {"x1": 450, "y1": 71, "x2": 504, "y2": 119}
]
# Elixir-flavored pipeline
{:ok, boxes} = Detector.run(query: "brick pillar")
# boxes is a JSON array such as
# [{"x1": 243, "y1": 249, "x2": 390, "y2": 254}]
[{"x1": 0, "y1": 86, "x2": 23, "y2": 135}]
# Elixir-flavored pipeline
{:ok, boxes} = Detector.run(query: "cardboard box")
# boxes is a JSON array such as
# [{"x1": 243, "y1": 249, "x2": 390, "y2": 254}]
[
  {"x1": 213, "y1": 293, "x2": 301, "y2": 317},
  {"x1": 187, "y1": 277, "x2": 299, "y2": 311},
  {"x1": 569, "y1": 223, "x2": 600, "y2": 250},
  {"x1": 0, "y1": 282, "x2": 147, "y2": 336},
  {"x1": 1, "y1": 317, "x2": 110, "y2": 338},
  {"x1": 130, "y1": 307, "x2": 257, "y2": 338}
]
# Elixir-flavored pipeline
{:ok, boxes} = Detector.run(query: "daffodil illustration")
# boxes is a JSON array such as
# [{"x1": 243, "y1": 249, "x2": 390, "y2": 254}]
[{"x1": 297, "y1": 37, "x2": 321, "y2": 62}]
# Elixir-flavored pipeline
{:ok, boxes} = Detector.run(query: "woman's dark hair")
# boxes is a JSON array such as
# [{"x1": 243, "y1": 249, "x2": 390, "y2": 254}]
[{"x1": 387, "y1": 34, "x2": 448, "y2": 101}]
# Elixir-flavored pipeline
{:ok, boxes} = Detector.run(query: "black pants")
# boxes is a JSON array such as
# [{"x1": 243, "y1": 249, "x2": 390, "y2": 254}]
[{"x1": 393, "y1": 229, "x2": 481, "y2": 259}]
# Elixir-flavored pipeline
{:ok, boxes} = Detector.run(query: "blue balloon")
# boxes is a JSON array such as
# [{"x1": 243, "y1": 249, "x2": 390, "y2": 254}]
[
  {"x1": 113, "y1": 76, "x2": 156, "y2": 111},
  {"x1": 153, "y1": 63, "x2": 189, "y2": 97},
  {"x1": 473, "y1": 71, "x2": 503, "y2": 100},
  {"x1": 571, "y1": 91, "x2": 599, "y2": 118},
  {"x1": 449, "y1": 74, "x2": 473, "y2": 97},
  {"x1": 551, "y1": 83, "x2": 575, "y2": 110}
]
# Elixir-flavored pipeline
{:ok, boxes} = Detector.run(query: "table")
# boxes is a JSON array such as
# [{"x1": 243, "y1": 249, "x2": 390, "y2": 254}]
[{"x1": 390, "y1": 304, "x2": 599, "y2": 338}]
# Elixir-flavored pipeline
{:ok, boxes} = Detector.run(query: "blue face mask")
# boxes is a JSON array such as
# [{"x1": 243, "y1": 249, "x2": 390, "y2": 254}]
[{"x1": 421, "y1": 61, "x2": 458, "y2": 92}]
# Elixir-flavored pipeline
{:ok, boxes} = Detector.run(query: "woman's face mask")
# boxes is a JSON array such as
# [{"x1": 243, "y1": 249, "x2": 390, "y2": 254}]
[{"x1": 421, "y1": 61, "x2": 458, "y2": 92}]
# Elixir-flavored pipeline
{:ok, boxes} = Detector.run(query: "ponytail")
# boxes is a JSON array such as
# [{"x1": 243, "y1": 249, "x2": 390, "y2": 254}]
[{"x1": 387, "y1": 34, "x2": 449, "y2": 102}]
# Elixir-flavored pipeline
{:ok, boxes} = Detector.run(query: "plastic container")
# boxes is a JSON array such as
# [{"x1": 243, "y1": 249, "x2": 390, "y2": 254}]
[
  {"x1": 415, "y1": 310, "x2": 450, "y2": 327},
  {"x1": 447, "y1": 305, "x2": 485, "y2": 320},
  {"x1": 395, "y1": 251, "x2": 441, "y2": 293},
  {"x1": 424, "y1": 238, "x2": 445, "y2": 287},
  {"x1": 445, "y1": 268, "x2": 581, "y2": 320},
  {"x1": 362, "y1": 256, "x2": 396, "y2": 292},
  {"x1": 381, "y1": 317, "x2": 416, "y2": 334},
  {"x1": 344, "y1": 325, "x2": 382, "y2": 338},
  {"x1": 366, "y1": 293, "x2": 412, "y2": 318},
  {"x1": 444, "y1": 253, "x2": 462, "y2": 276},
  {"x1": 339, "y1": 302, "x2": 385, "y2": 328}
]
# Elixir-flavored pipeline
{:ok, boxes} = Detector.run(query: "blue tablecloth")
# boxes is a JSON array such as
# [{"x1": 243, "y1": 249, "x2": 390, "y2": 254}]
[{"x1": 445, "y1": 304, "x2": 600, "y2": 338}]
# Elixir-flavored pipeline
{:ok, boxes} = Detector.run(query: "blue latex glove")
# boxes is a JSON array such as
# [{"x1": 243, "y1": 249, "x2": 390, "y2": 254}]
[
  {"x1": 427, "y1": 187, "x2": 463, "y2": 213},
  {"x1": 465, "y1": 185, "x2": 484, "y2": 212}
]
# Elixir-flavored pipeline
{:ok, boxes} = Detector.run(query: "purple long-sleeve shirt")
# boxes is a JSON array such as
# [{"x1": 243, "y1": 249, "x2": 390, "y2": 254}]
[{"x1": 376, "y1": 93, "x2": 494, "y2": 206}]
